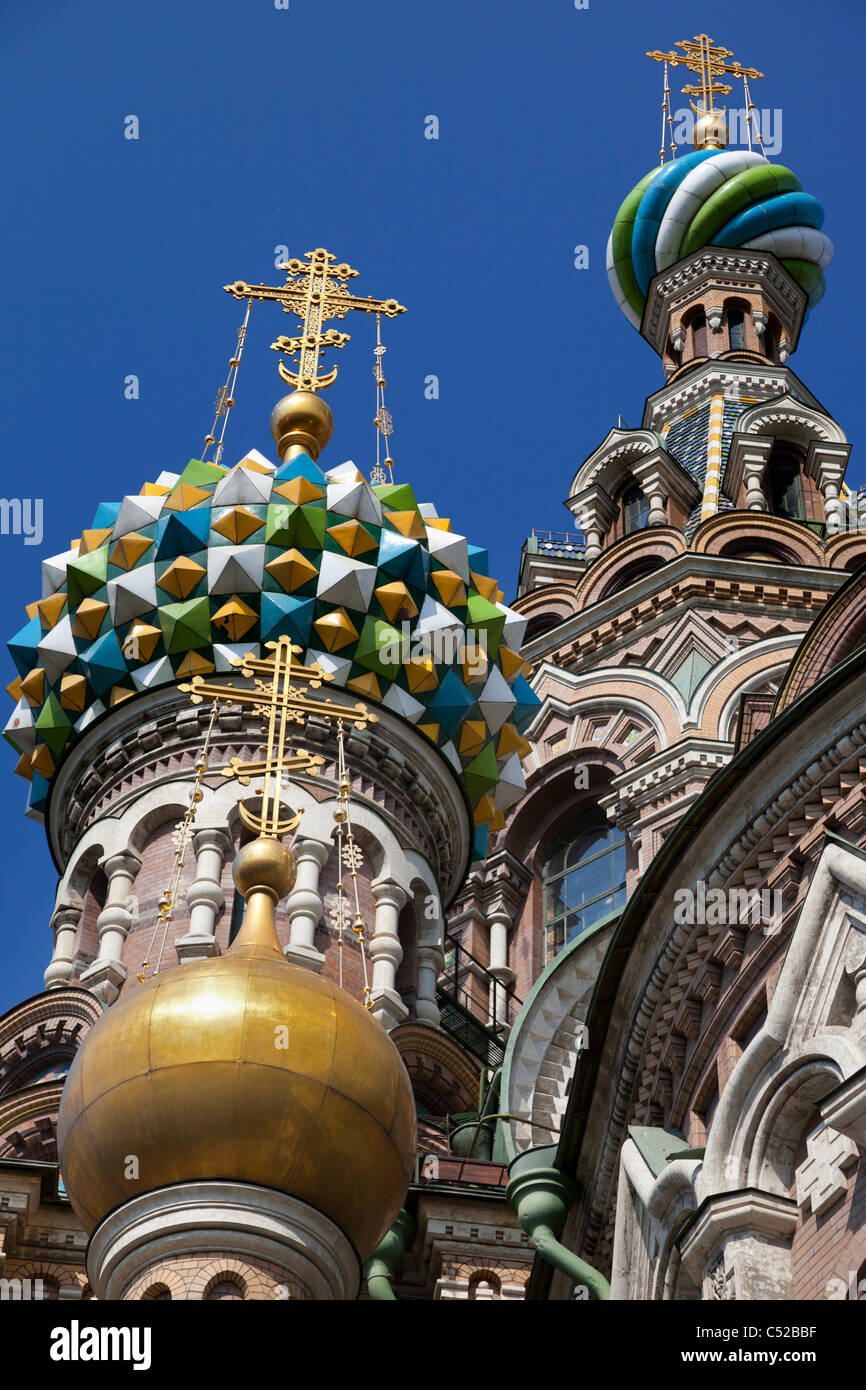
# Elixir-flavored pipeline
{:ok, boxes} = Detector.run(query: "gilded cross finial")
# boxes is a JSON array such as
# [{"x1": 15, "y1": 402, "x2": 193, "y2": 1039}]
[
  {"x1": 224, "y1": 248, "x2": 406, "y2": 393},
  {"x1": 647, "y1": 34, "x2": 764, "y2": 139},
  {"x1": 180, "y1": 637, "x2": 378, "y2": 838}
]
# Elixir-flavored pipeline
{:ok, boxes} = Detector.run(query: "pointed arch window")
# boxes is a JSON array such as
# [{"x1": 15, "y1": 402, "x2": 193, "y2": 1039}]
[{"x1": 543, "y1": 813, "x2": 627, "y2": 959}]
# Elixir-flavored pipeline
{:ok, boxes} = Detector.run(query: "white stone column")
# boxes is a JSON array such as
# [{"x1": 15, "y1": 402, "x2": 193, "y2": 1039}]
[
  {"x1": 176, "y1": 827, "x2": 231, "y2": 964},
  {"x1": 284, "y1": 839, "x2": 330, "y2": 973},
  {"x1": 369, "y1": 880, "x2": 409, "y2": 1030},
  {"x1": 806, "y1": 442, "x2": 850, "y2": 536},
  {"x1": 487, "y1": 905, "x2": 515, "y2": 1034},
  {"x1": 416, "y1": 941, "x2": 444, "y2": 1028},
  {"x1": 80, "y1": 850, "x2": 141, "y2": 1004},
  {"x1": 743, "y1": 455, "x2": 768, "y2": 511},
  {"x1": 44, "y1": 905, "x2": 82, "y2": 990}
]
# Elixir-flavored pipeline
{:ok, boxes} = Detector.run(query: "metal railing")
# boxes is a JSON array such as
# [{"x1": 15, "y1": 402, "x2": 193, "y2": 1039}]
[
  {"x1": 437, "y1": 934, "x2": 523, "y2": 1070},
  {"x1": 524, "y1": 528, "x2": 586, "y2": 559}
]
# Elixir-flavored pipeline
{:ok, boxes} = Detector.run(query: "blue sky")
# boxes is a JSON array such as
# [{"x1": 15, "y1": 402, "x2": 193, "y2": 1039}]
[{"x1": 0, "y1": 0, "x2": 862, "y2": 1011}]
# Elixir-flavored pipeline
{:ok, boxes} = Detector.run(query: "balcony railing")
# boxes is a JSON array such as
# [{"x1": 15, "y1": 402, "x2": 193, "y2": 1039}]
[{"x1": 524, "y1": 528, "x2": 586, "y2": 559}]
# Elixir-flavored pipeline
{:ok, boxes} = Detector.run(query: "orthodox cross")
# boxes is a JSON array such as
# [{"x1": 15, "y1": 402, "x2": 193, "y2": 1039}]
[
  {"x1": 647, "y1": 34, "x2": 763, "y2": 119},
  {"x1": 180, "y1": 637, "x2": 378, "y2": 838},
  {"x1": 224, "y1": 248, "x2": 406, "y2": 392}
]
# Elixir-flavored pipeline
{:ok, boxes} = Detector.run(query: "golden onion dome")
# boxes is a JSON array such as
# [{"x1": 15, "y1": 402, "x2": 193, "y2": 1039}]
[{"x1": 57, "y1": 838, "x2": 416, "y2": 1260}]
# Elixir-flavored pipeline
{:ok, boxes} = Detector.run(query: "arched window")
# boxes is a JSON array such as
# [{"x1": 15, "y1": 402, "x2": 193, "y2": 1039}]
[
  {"x1": 727, "y1": 308, "x2": 745, "y2": 350},
  {"x1": 205, "y1": 1275, "x2": 245, "y2": 1301},
  {"x1": 767, "y1": 450, "x2": 805, "y2": 520},
  {"x1": 691, "y1": 312, "x2": 708, "y2": 357},
  {"x1": 622, "y1": 484, "x2": 649, "y2": 535},
  {"x1": 543, "y1": 813, "x2": 627, "y2": 959}
]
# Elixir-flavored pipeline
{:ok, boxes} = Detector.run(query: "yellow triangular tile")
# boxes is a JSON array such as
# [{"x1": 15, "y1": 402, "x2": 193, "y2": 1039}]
[
  {"x1": 471, "y1": 572, "x2": 500, "y2": 602},
  {"x1": 274, "y1": 476, "x2": 326, "y2": 505},
  {"x1": 347, "y1": 671, "x2": 382, "y2": 701},
  {"x1": 157, "y1": 556, "x2": 206, "y2": 599},
  {"x1": 108, "y1": 685, "x2": 137, "y2": 707},
  {"x1": 211, "y1": 506, "x2": 264, "y2": 543},
  {"x1": 31, "y1": 744, "x2": 56, "y2": 778},
  {"x1": 14, "y1": 752, "x2": 33, "y2": 781},
  {"x1": 431, "y1": 568, "x2": 467, "y2": 607},
  {"x1": 458, "y1": 720, "x2": 487, "y2": 757},
  {"x1": 211, "y1": 595, "x2": 257, "y2": 642},
  {"x1": 386, "y1": 509, "x2": 426, "y2": 539},
  {"x1": 235, "y1": 456, "x2": 270, "y2": 476},
  {"x1": 109, "y1": 532, "x2": 154, "y2": 570},
  {"x1": 25, "y1": 601, "x2": 39, "y2": 620},
  {"x1": 404, "y1": 658, "x2": 439, "y2": 694},
  {"x1": 60, "y1": 673, "x2": 88, "y2": 713},
  {"x1": 417, "y1": 721, "x2": 441, "y2": 743},
  {"x1": 73, "y1": 597, "x2": 109, "y2": 641},
  {"x1": 140, "y1": 481, "x2": 172, "y2": 496},
  {"x1": 373, "y1": 581, "x2": 418, "y2": 622},
  {"x1": 498, "y1": 646, "x2": 529, "y2": 681},
  {"x1": 473, "y1": 794, "x2": 496, "y2": 826},
  {"x1": 36, "y1": 593, "x2": 66, "y2": 630},
  {"x1": 20, "y1": 667, "x2": 45, "y2": 706},
  {"x1": 123, "y1": 622, "x2": 160, "y2": 663},
  {"x1": 327, "y1": 519, "x2": 378, "y2": 558},
  {"x1": 313, "y1": 609, "x2": 359, "y2": 653},
  {"x1": 6, "y1": 675, "x2": 22, "y2": 702},
  {"x1": 163, "y1": 482, "x2": 212, "y2": 512},
  {"x1": 426, "y1": 517, "x2": 452, "y2": 531},
  {"x1": 265, "y1": 549, "x2": 318, "y2": 593},
  {"x1": 78, "y1": 527, "x2": 113, "y2": 556},
  {"x1": 173, "y1": 651, "x2": 215, "y2": 678}
]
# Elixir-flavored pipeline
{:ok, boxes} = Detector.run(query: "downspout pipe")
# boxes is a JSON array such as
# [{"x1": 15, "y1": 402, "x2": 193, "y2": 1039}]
[
  {"x1": 363, "y1": 1209, "x2": 415, "y2": 1300},
  {"x1": 506, "y1": 1146, "x2": 610, "y2": 1300}
]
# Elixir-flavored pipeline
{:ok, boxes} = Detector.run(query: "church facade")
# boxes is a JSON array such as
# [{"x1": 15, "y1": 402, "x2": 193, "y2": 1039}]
[{"x1": 2, "y1": 39, "x2": 866, "y2": 1302}]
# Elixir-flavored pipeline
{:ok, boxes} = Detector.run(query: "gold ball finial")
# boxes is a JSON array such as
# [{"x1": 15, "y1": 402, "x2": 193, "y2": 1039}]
[
  {"x1": 233, "y1": 836, "x2": 296, "y2": 902},
  {"x1": 693, "y1": 110, "x2": 729, "y2": 150},
  {"x1": 270, "y1": 390, "x2": 334, "y2": 462}
]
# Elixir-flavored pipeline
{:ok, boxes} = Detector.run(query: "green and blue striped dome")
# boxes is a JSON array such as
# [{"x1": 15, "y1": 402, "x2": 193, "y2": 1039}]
[{"x1": 607, "y1": 149, "x2": 832, "y2": 328}]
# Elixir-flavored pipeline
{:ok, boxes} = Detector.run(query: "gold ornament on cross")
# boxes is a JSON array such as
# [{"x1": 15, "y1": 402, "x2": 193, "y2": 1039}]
[
  {"x1": 179, "y1": 637, "x2": 378, "y2": 838},
  {"x1": 224, "y1": 247, "x2": 406, "y2": 393}
]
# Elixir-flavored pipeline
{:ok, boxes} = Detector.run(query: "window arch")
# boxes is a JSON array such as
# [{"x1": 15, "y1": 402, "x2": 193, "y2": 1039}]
[
  {"x1": 205, "y1": 1274, "x2": 245, "y2": 1301},
  {"x1": 542, "y1": 812, "x2": 627, "y2": 960}
]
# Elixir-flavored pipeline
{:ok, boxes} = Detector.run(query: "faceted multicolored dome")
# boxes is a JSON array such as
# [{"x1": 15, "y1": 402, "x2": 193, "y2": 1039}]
[
  {"x1": 607, "y1": 149, "x2": 832, "y2": 328},
  {"x1": 5, "y1": 448, "x2": 539, "y2": 849}
]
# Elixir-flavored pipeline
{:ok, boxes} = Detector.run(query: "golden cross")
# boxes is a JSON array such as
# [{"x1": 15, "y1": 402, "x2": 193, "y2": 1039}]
[
  {"x1": 647, "y1": 34, "x2": 763, "y2": 118},
  {"x1": 179, "y1": 637, "x2": 378, "y2": 838},
  {"x1": 224, "y1": 248, "x2": 406, "y2": 393}
]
